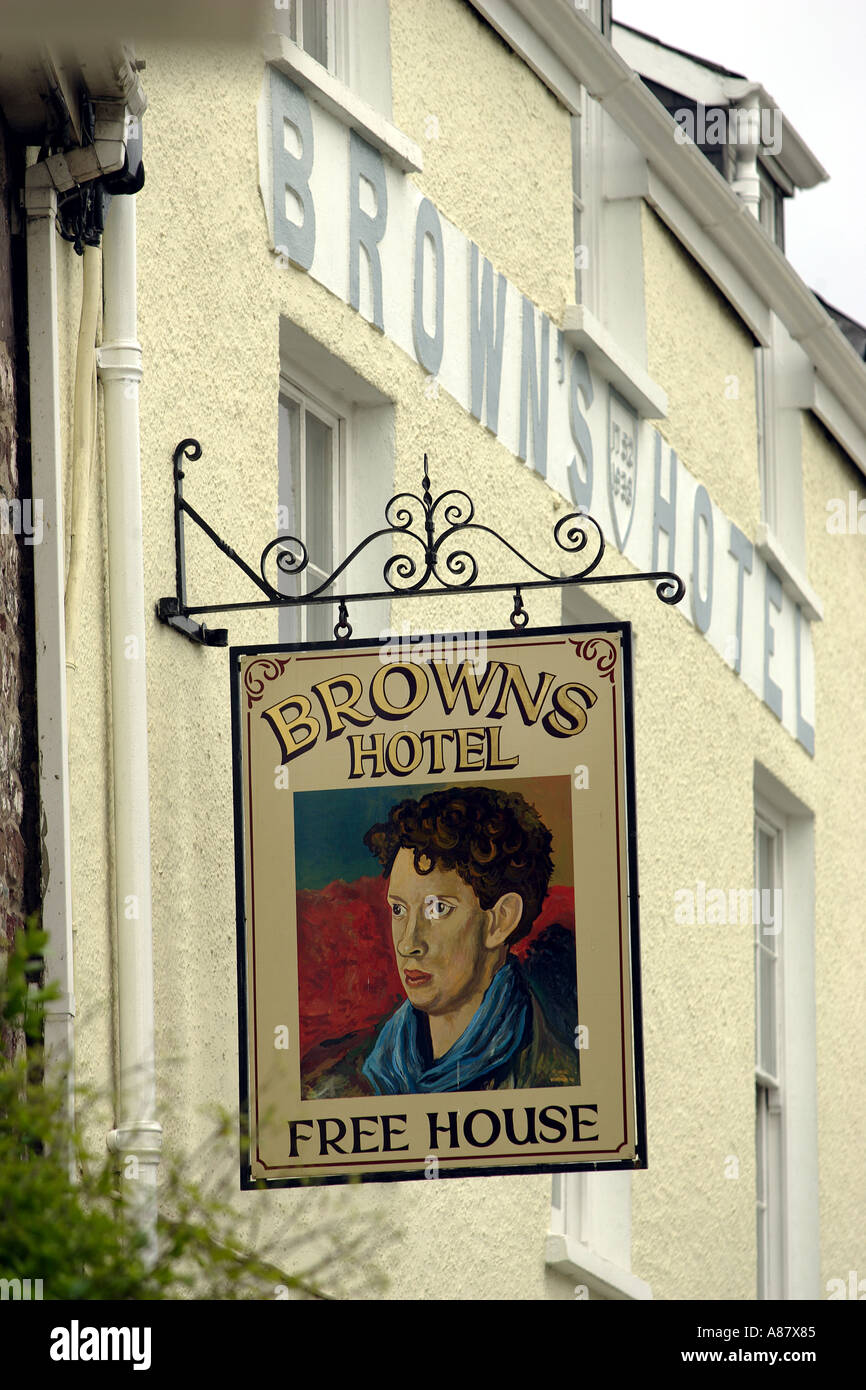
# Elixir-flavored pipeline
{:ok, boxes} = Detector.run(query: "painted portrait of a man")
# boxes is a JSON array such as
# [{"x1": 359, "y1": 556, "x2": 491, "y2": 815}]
[{"x1": 302, "y1": 784, "x2": 580, "y2": 1098}]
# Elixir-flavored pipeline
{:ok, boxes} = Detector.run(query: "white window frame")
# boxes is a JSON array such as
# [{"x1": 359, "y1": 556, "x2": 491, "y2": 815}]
[
  {"x1": 757, "y1": 164, "x2": 782, "y2": 251},
  {"x1": 754, "y1": 805, "x2": 785, "y2": 1300},
  {"x1": 548, "y1": 1172, "x2": 651, "y2": 1300},
  {"x1": 757, "y1": 153, "x2": 789, "y2": 253},
  {"x1": 569, "y1": 81, "x2": 602, "y2": 316},
  {"x1": 753, "y1": 770, "x2": 819, "y2": 1300},
  {"x1": 753, "y1": 323, "x2": 823, "y2": 623},
  {"x1": 278, "y1": 317, "x2": 396, "y2": 644},
  {"x1": 578, "y1": 88, "x2": 601, "y2": 317},
  {"x1": 754, "y1": 346, "x2": 777, "y2": 535},
  {"x1": 572, "y1": 0, "x2": 611, "y2": 32},
  {"x1": 278, "y1": 370, "x2": 346, "y2": 646},
  {"x1": 564, "y1": 84, "x2": 668, "y2": 421},
  {"x1": 571, "y1": 97, "x2": 585, "y2": 305},
  {"x1": 274, "y1": 0, "x2": 340, "y2": 75},
  {"x1": 267, "y1": 0, "x2": 403, "y2": 141}
]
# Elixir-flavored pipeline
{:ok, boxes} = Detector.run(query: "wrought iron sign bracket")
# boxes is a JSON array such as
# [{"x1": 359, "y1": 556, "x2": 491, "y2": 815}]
[{"x1": 156, "y1": 438, "x2": 686, "y2": 646}]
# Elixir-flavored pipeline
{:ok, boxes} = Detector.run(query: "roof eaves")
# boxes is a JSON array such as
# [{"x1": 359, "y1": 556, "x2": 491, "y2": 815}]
[{"x1": 612, "y1": 19, "x2": 747, "y2": 80}]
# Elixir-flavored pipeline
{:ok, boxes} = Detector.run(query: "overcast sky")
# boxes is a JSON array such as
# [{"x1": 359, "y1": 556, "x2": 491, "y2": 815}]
[{"x1": 612, "y1": 0, "x2": 866, "y2": 327}]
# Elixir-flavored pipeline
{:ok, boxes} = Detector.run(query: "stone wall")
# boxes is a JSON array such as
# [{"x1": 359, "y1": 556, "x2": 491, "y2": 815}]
[{"x1": 0, "y1": 112, "x2": 37, "y2": 979}]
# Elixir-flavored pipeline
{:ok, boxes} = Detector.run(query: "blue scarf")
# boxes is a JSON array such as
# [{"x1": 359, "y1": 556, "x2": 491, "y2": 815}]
[{"x1": 362, "y1": 955, "x2": 532, "y2": 1095}]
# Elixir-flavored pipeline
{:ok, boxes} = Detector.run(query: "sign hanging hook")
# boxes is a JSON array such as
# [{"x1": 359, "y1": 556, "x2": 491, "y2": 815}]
[
  {"x1": 334, "y1": 601, "x2": 353, "y2": 643},
  {"x1": 510, "y1": 587, "x2": 528, "y2": 629}
]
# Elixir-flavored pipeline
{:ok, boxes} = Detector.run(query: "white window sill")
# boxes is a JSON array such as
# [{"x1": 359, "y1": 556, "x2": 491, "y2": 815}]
[
  {"x1": 264, "y1": 33, "x2": 423, "y2": 174},
  {"x1": 562, "y1": 304, "x2": 668, "y2": 419},
  {"x1": 545, "y1": 1233, "x2": 653, "y2": 1301},
  {"x1": 755, "y1": 523, "x2": 823, "y2": 622}
]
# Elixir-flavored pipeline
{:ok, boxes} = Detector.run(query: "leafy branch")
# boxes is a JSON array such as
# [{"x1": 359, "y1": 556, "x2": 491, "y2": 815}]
[{"x1": 0, "y1": 919, "x2": 396, "y2": 1300}]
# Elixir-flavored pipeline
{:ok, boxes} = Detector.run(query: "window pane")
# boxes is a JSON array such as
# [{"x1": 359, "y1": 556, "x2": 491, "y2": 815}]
[
  {"x1": 756, "y1": 1085, "x2": 767, "y2": 1296},
  {"x1": 759, "y1": 168, "x2": 776, "y2": 242},
  {"x1": 273, "y1": 0, "x2": 298, "y2": 41},
  {"x1": 307, "y1": 604, "x2": 333, "y2": 642},
  {"x1": 571, "y1": 114, "x2": 583, "y2": 304},
  {"x1": 758, "y1": 948, "x2": 777, "y2": 1079},
  {"x1": 755, "y1": 1087, "x2": 766, "y2": 1206},
  {"x1": 754, "y1": 812, "x2": 786, "y2": 1302},
  {"x1": 754, "y1": 351, "x2": 767, "y2": 523},
  {"x1": 758, "y1": 825, "x2": 774, "y2": 898},
  {"x1": 571, "y1": 114, "x2": 582, "y2": 194},
  {"x1": 278, "y1": 396, "x2": 301, "y2": 601},
  {"x1": 573, "y1": 204, "x2": 582, "y2": 303},
  {"x1": 303, "y1": 0, "x2": 328, "y2": 66},
  {"x1": 278, "y1": 397, "x2": 301, "y2": 532},
  {"x1": 306, "y1": 565, "x2": 332, "y2": 641},
  {"x1": 305, "y1": 409, "x2": 334, "y2": 578},
  {"x1": 755, "y1": 825, "x2": 778, "y2": 1079}
]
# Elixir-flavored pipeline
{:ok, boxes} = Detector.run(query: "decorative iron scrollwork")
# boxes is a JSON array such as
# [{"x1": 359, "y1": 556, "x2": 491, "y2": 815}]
[{"x1": 156, "y1": 440, "x2": 685, "y2": 646}]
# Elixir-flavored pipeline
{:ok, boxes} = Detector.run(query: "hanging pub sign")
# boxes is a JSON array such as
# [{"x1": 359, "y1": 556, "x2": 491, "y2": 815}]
[{"x1": 231, "y1": 622, "x2": 646, "y2": 1186}]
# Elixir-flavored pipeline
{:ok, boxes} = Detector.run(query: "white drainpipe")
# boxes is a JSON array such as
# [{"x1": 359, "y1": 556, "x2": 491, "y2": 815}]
[
  {"x1": 98, "y1": 193, "x2": 162, "y2": 1260},
  {"x1": 24, "y1": 172, "x2": 76, "y2": 1126}
]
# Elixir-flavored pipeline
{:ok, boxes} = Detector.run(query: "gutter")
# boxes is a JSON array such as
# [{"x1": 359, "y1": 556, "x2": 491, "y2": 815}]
[
  {"x1": 25, "y1": 99, "x2": 140, "y2": 197},
  {"x1": 610, "y1": 22, "x2": 829, "y2": 190}
]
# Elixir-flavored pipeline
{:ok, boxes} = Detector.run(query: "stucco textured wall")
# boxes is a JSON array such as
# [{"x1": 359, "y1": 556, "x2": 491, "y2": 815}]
[
  {"x1": 391, "y1": 0, "x2": 574, "y2": 324},
  {"x1": 642, "y1": 204, "x2": 761, "y2": 541}
]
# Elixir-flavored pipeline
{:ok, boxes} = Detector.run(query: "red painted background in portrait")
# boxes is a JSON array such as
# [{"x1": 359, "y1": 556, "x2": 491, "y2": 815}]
[{"x1": 297, "y1": 876, "x2": 576, "y2": 1061}]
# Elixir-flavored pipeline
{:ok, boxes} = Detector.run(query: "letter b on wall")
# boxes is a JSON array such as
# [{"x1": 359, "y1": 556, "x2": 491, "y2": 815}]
[{"x1": 271, "y1": 70, "x2": 316, "y2": 271}]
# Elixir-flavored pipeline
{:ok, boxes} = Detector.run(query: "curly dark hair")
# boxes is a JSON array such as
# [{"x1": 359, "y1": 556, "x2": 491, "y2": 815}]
[{"x1": 363, "y1": 786, "x2": 554, "y2": 944}]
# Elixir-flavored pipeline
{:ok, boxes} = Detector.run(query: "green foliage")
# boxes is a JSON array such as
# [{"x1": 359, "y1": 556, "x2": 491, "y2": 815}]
[{"x1": 0, "y1": 920, "x2": 392, "y2": 1300}]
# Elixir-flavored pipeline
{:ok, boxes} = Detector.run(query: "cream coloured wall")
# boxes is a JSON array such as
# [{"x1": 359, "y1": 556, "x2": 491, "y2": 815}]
[
  {"x1": 642, "y1": 203, "x2": 761, "y2": 542},
  {"x1": 390, "y1": 0, "x2": 574, "y2": 323},
  {"x1": 55, "y1": 2, "x2": 864, "y2": 1302}
]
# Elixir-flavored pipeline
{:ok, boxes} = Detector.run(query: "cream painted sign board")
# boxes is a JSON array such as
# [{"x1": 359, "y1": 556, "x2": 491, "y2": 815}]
[{"x1": 232, "y1": 625, "x2": 646, "y2": 1185}]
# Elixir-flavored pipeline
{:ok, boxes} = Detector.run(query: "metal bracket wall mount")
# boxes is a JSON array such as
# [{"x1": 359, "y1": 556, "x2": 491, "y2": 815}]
[{"x1": 155, "y1": 438, "x2": 686, "y2": 646}]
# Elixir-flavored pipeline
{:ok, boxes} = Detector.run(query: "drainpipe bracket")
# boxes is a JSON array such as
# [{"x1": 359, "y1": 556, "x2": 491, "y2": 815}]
[
  {"x1": 106, "y1": 1121, "x2": 163, "y2": 1162},
  {"x1": 43, "y1": 991, "x2": 77, "y2": 1021},
  {"x1": 97, "y1": 341, "x2": 143, "y2": 382}
]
